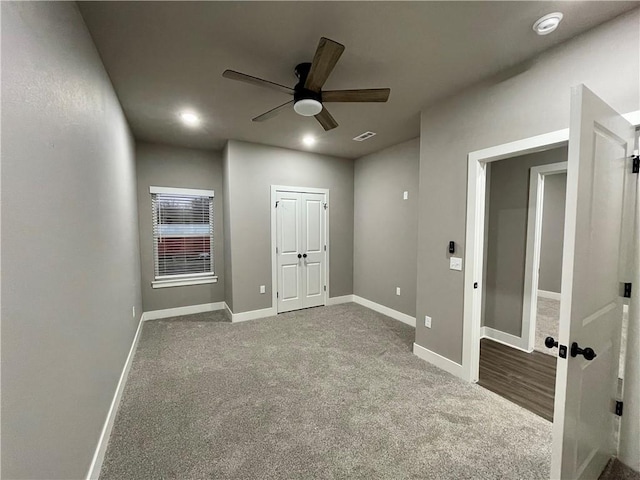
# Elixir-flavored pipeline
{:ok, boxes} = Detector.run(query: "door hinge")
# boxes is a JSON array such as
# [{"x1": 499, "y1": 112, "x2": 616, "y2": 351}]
[
  {"x1": 632, "y1": 155, "x2": 639, "y2": 174},
  {"x1": 275, "y1": 200, "x2": 279, "y2": 208},
  {"x1": 323, "y1": 202, "x2": 328, "y2": 210},
  {"x1": 624, "y1": 283, "x2": 632, "y2": 298},
  {"x1": 324, "y1": 245, "x2": 326, "y2": 251},
  {"x1": 615, "y1": 400, "x2": 623, "y2": 416},
  {"x1": 324, "y1": 285, "x2": 326, "y2": 291},
  {"x1": 276, "y1": 292, "x2": 279, "y2": 299},
  {"x1": 276, "y1": 247, "x2": 278, "y2": 254}
]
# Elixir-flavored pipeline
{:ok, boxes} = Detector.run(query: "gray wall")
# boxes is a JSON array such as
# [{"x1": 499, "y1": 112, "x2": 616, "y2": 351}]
[
  {"x1": 1, "y1": 3, "x2": 142, "y2": 478},
  {"x1": 416, "y1": 9, "x2": 639, "y2": 364},
  {"x1": 483, "y1": 148, "x2": 567, "y2": 336},
  {"x1": 135, "y1": 143, "x2": 225, "y2": 312},
  {"x1": 222, "y1": 142, "x2": 234, "y2": 312},
  {"x1": 225, "y1": 140, "x2": 354, "y2": 313},
  {"x1": 539, "y1": 173, "x2": 567, "y2": 293},
  {"x1": 354, "y1": 138, "x2": 419, "y2": 317}
]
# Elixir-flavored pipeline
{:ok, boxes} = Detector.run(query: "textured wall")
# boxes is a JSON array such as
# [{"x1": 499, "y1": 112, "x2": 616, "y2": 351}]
[
  {"x1": 225, "y1": 140, "x2": 354, "y2": 313},
  {"x1": 539, "y1": 173, "x2": 567, "y2": 293},
  {"x1": 135, "y1": 143, "x2": 225, "y2": 312},
  {"x1": 483, "y1": 148, "x2": 567, "y2": 336},
  {"x1": 354, "y1": 138, "x2": 419, "y2": 317},
  {"x1": 416, "y1": 9, "x2": 639, "y2": 364},
  {"x1": 1, "y1": 2, "x2": 142, "y2": 478}
]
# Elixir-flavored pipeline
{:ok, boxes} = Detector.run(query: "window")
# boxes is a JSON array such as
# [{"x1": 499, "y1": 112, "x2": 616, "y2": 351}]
[{"x1": 150, "y1": 186, "x2": 216, "y2": 288}]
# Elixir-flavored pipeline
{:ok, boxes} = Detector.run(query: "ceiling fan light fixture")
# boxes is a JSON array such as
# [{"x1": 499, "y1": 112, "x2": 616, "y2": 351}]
[
  {"x1": 533, "y1": 12, "x2": 563, "y2": 35},
  {"x1": 302, "y1": 134, "x2": 316, "y2": 147},
  {"x1": 294, "y1": 99, "x2": 323, "y2": 117}
]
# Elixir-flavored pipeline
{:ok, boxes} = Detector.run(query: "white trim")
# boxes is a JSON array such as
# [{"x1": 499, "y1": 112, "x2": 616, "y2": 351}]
[
  {"x1": 270, "y1": 185, "x2": 330, "y2": 314},
  {"x1": 326, "y1": 295, "x2": 355, "y2": 305},
  {"x1": 480, "y1": 326, "x2": 531, "y2": 353},
  {"x1": 413, "y1": 342, "x2": 464, "y2": 378},
  {"x1": 149, "y1": 185, "x2": 214, "y2": 197},
  {"x1": 538, "y1": 289, "x2": 562, "y2": 301},
  {"x1": 141, "y1": 302, "x2": 225, "y2": 321},
  {"x1": 86, "y1": 316, "x2": 144, "y2": 480},
  {"x1": 522, "y1": 162, "x2": 567, "y2": 351},
  {"x1": 463, "y1": 110, "x2": 640, "y2": 384},
  {"x1": 152, "y1": 276, "x2": 218, "y2": 289},
  {"x1": 229, "y1": 306, "x2": 277, "y2": 323},
  {"x1": 352, "y1": 295, "x2": 416, "y2": 327}
]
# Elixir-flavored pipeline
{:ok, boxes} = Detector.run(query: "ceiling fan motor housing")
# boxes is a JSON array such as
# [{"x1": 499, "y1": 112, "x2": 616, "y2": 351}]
[{"x1": 294, "y1": 62, "x2": 322, "y2": 103}]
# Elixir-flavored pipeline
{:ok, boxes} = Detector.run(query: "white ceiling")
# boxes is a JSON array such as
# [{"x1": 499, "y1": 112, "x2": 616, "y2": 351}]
[{"x1": 79, "y1": 1, "x2": 638, "y2": 159}]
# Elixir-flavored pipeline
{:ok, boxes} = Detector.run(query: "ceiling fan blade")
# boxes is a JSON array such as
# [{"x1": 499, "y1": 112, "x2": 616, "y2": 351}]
[
  {"x1": 252, "y1": 100, "x2": 294, "y2": 122},
  {"x1": 322, "y1": 88, "x2": 390, "y2": 103},
  {"x1": 314, "y1": 107, "x2": 338, "y2": 131},
  {"x1": 304, "y1": 37, "x2": 345, "y2": 93},
  {"x1": 223, "y1": 70, "x2": 294, "y2": 95}
]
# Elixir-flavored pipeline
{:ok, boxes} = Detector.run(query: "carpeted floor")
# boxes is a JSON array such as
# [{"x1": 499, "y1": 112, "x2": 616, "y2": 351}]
[
  {"x1": 535, "y1": 297, "x2": 560, "y2": 356},
  {"x1": 100, "y1": 303, "x2": 554, "y2": 479}
]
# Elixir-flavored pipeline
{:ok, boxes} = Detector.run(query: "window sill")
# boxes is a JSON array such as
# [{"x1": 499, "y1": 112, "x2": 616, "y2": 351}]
[{"x1": 152, "y1": 276, "x2": 218, "y2": 289}]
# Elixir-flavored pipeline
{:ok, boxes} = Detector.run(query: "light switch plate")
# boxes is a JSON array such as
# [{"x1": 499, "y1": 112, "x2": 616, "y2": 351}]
[
  {"x1": 449, "y1": 257, "x2": 463, "y2": 271},
  {"x1": 403, "y1": 191, "x2": 409, "y2": 200},
  {"x1": 260, "y1": 285, "x2": 266, "y2": 294},
  {"x1": 424, "y1": 315, "x2": 432, "y2": 328},
  {"x1": 396, "y1": 287, "x2": 401, "y2": 296}
]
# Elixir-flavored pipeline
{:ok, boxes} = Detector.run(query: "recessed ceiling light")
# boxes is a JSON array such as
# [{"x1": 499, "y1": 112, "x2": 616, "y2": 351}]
[
  {"x1": 533, "y1": 12, "x2": 563, "y2": 36},
  {"x1": 179, "y1": 111, "x2": 200, "y2": 127},
  {"x1": 302, "y1": 135, "x2": 316, "y2": 147}
]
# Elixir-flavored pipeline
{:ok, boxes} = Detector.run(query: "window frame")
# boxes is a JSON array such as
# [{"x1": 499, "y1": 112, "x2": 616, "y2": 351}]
[{"x1": 149, "y1": 186, "x2": 217, "y2": 289}]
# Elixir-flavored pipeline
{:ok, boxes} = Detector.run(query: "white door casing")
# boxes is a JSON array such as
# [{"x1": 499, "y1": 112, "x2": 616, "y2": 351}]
[
  {"x1": 522, "y1": 161, "x2": 568, "y2": 352},
  {"x1": 272, "y1": 186, "x2": 328, "y2": 313},
  {"x1": 551, "y1": 85, "x2": 636, "y2": 480}
]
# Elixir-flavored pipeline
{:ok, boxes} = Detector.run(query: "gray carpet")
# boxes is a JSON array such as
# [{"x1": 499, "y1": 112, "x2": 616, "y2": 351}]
[
  {"x1": 100, "y1": 303, "x2": 553, "y2": 479},
  {"x1": 535, "y1": 297, "x2": 560, "y2": 356}
]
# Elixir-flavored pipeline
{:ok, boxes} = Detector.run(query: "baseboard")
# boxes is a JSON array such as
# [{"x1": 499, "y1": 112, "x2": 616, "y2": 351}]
[
  {"x1": 352, "y1": 295, "x2": 416, "y2": 327},
  {"x1": 413, "y1": 342, "x2": 464, "y2": 379},
  {"x1": 86, "y1": 316, "x2": 144, "y2": 480},
  {"x1": 141, "y1": 302, "x2": 225, "y2": 321},
  {"x1": 229, "y1": 306, "x2": 277, "y2": 323},
  {"x1": 326, "y1": 294, "x2": 355, "y2": 305},
  {"x1": 537, "y1": 289, "x2": 561, "y2": 301},
  {"x1": 480, "y1": 326, "x2": 531, "y2": 352}
]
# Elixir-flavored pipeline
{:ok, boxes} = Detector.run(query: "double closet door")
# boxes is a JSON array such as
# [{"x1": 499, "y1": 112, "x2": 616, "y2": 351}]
[{"x1": 275, "y1": 190, "x2": 327, "y2": 313}]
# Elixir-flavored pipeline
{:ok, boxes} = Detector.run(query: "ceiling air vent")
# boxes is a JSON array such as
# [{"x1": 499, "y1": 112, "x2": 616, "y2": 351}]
[{"x1": 353, "y1": 131, "x2": 377, "y2": 142}]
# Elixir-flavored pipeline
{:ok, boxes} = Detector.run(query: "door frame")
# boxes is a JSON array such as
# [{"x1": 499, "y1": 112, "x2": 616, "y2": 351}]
[
  {"x1": 522, "y1": 161, "x2": 568, "y2": 352},
  {"x1": 270, "y1": 185, "x2": 330, "y2": 313},
  {"x1": 462, "y1": 111, "x2": 640, "y2": 384}
]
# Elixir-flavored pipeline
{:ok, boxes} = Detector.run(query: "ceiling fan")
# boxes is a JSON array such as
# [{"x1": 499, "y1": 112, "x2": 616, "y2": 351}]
[{"x1": 222, "y1": 37, "x2": 391, "y2": 131}]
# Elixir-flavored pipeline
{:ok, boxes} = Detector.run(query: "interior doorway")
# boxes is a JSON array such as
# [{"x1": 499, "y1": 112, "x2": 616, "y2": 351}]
[
  {"x1": 271, "y1": 185, "x2": 329, "y2": 313},
  {"x1": 477, "y1": 147, "x2": 567, "y2": 421}
]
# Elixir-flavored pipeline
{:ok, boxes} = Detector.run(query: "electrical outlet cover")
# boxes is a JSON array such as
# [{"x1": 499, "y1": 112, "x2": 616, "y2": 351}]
[{"x1": 449, "y1": 257, "x2": 463, "y2": 271}]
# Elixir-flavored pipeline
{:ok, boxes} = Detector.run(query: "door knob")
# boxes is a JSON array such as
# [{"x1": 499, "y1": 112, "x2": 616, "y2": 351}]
[
  {"x1": 571, "y1": 342, "x2": 597, "y2": 361},
  {"x1": 303, "y1": 253, "x2": 307, "y2": 258},
  {"x1": 297, "y1": 254, "x2": 302, "y2": 259},
  {"x1": 545, "y1": 336, "x2": 558, "y2": 349}
]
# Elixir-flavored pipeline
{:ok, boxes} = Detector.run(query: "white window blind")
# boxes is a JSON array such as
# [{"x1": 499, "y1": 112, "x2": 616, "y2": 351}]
[{"x1": 151, "y1": 188, "x2": 214, "y2": 281}]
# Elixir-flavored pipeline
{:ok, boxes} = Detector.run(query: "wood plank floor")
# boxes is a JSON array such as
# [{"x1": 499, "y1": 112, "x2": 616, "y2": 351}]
[{"x1": 478, "y1": 339, "x2": 557, "y2": 422}]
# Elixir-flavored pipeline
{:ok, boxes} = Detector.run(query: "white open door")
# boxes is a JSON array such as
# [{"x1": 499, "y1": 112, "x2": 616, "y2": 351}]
[
  {"x1": 551, "y1": 85, "x2": 636, "y2": 479},
  {"x1": 275, "y1": 188, "x2": 327, "y2": 313}
]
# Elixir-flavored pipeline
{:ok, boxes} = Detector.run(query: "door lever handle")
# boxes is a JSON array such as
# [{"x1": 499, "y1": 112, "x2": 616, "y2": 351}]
[
  {"x1": 303, "y1": 253, "x2": 307, "y2": 258},
  {"x1": 545, "y1": 337, "x2": 558, "y2": 349},
  {"x1": 297, "y1": 254, "x2": 302, "y2": 259},
  {"x1": 571, "y1": 342, "x2": 597, "y2": 361}
]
